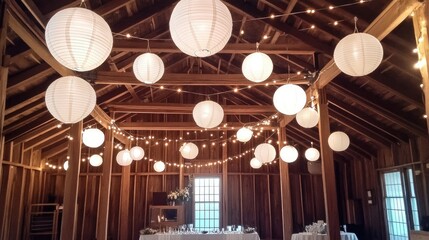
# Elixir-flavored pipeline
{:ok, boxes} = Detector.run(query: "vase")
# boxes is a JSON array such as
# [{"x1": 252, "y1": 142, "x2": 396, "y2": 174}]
[{"x1": 168, "y1": 201, "x2": 175, "y2": 206}]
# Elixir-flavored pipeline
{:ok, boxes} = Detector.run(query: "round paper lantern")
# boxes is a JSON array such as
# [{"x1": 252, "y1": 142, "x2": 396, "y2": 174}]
[
  {"x1": 192, "y1": 100, "x2": 224, "y2": 128},
  {"x1": 169, "y1": 0, "x2": 232, "y2": 57},
  {"x1": 334, "y1": 32, "x2": 383, "y2": 76},
  {"x1": 45, "y1": 7, "x2": 113, "y2": 71},
  {"x1": 305, "y1": 147, "x2": 320, "y2": 161},
  {"x1": 236, "y1": 127, "x2": 253, "y2": 143},
  {"x1": 250, "y1": 158, "x2": 262, "y2": 169},
  {"x1": 116, "y1": 149, "x2": 133, "y2": 166},
  {"x1": 130, "y1": 146, "x2": 145, "y2": 160},
  {"x1": 254, "y1": 143, "x2": 276, "y2": 163},
  {"x1": 296, "y1": 107, "x2": 319, "y2": 128},
  {"x1": 82, "y1": 128, "x2": 104, "y2": 148},
  {"x1": 242, "y1": 52, "x2": 273, "y2": 83},
  {"x1": 133, "y1": 53, "x2": 165, "y2": 84},
  {"x1": 280, "y1": 145, "x2": 298, "y2": 163},
  {"x1": 89, "y1": 154, "x2": 103, "y2": 167},
  {"x1": 154, "y1": 161, "x2": 166, "y2": 172},
  {"x1": 328, "y1": 131, "x2": 350, "y2": 152},
  {"x1": 180, "y1": 142, "x2": 199, "y2": 159},
  {"x1": 63, "y1": 161, "x2": 69, "y2": 171},
  {"x1": 45, "y1": 76, "x2": 96, "y2": 124},
  {"x1": 273, "y1": 84, "x2": 306, "y2": 115}
]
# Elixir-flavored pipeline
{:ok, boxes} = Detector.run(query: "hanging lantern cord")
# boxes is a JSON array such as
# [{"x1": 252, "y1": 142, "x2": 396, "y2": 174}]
[
  {"x1": 353, "y1": 16, "x2": 359, "y2": 33},
  {"x1": 256, "y1": 42, "x2": 260, "y2": 52},
  {"x1": 146, "y1": 39, "x2": 151, "y2": 53},
  {"x1": 80, "y1": 0, "x2": 87, "y2": 8}
]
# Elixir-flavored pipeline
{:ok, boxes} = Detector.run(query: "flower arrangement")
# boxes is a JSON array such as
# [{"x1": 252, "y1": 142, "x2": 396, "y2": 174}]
[{"x1": 167, "y1": 184, "x2": 191, "y2": 202}]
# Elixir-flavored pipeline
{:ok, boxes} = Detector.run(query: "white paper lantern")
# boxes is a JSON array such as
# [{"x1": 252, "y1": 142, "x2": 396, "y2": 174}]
[
  {"x1": 328, "y1": 131, "x2": 350, "y2": 152},
  {"x1": 305, "y1": 147, "x2": 320, "y2": 161},
  {"x1": 130, "y1": 146, "x2": 145, "y2": 161},
  {"x1": 116, "y1": 149, "x2": 133, "y2": 166},
  {"x1": 254, "y1": 143, "x2": 276, "y2": 163},
  {"x1": 154, "y1": 161, "x2": 166, "y2": 172},
  {"x1": 169, "y1": 0, "x2": 232, "y2": 57},
  {"x1": 250, "y1": 158, "x2": 262, "y2": 169},
  {"x1": 192, "y1": 100, "x2": 224, "y2": 128},
  {"x1": 334, "y1": 32, "x2": 383, "y2": 77},
  {"x1": 242, "y1": 52, "x2": 273, "y2": 83},
  {"x1": 280, "y1": 145, "x2": 298, "y2": 163},
  {"x1": 273, "y1": 84, "x2": 306, "y2": 115},
  {"x1": 133, "y1": 53, "x2": 165, "y2": 84},
  {"x1": 82, "y1": 128, "x2": 105, "y2": 148},
  {"x1": 296, "y1": 107, "x2": 319, "y2": 128},
  {"x1": 63, "y1": 161, "x2": 69, "y2": 171},
  {"x1": 89, "y1": 154, "x2": 103, "y2": 167},
  {"x1": 180, "y1": 142, "x2": 199, "y2": 160},
  {"x1": 45, "y1": 76, "x2": 96, "y2": 124},
  {"x1": 236, "y1": 127, "x2": 253, "y2": 143},
  {"x1": 45, "y1": 8, "x2": 113, "y2": 72}
]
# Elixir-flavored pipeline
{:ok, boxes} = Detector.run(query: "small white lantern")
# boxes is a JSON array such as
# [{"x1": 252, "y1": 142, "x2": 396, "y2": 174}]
[
  {"x1": 273, "y1": 84, "x2": 306, "y2": 115},
  {"x1": 45, "y1": 8, "x2": 113, "y2": 72},
  {"x1": 242, "y1": 52, "x2": 273, "y2": 83},
  {"x1": 280, "y1": 145, "x2": 298, "y2": 163},
  {"x1": 169, "y1": 0, "x2": 232, "y2": 57},
  {"x1": 192, "y1": 100, "x2": 224, "y2": 129},
  {"x1": 89, "y1": 154, "x2": 103, "y2": 167},
  {"x1": 236, "y1": 127, "x2": 253, "y2": 143},
  {"x1": 154, "y1": 161, "x2": 166, "y2": 172},
  {"x1": 82, "y1": 128, "x2": 105, "y2": 148},
  {"x1": 305, "y1": 147, "x2": 320, "y2": 161},
  {"x1": 130, "y1": 146, "x2": 145, "y2": 161},
  {"x1": 63, "y1": 161, "x2": 69, "y2": 171},
  {"x1": 296, "y1": 107, "x2": 319, "y2": 128},
  {"x1": 328, "y1": 131, "x2": 350, "y2": 152},
  {"x1": 133, "y1": 53, "x2": 165, "y2": 84},
  {"x1": 250, "y1": 158, "x2": 262, "y2": 169},
  {"x1": 45, "y1": 76, "x2": 96, "y2": 124},
  {"x1": 180, "y1": 142, "x2": 199, "y2": 160},
  {"x1": 254, "y1": 143, "x2": 276, "y2": 163},
  {"x1": 334, "y1": 32, "x2": 383, "y2": 77},
  {"x1": 116, "y1": 149, "x2": 133, "y2": 166}
]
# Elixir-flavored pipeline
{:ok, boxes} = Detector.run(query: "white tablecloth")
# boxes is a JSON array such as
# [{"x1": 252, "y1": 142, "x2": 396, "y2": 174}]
[
  {"x1": 291, "y1": 232, "x2": 358, "y2": 240},
  {"x1": 140, "y1": 232, "x2": 260, "y2": 240}
]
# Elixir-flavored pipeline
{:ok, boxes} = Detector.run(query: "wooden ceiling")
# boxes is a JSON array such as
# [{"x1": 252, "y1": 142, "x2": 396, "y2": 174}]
[{"x1": 2, "y1": 0, "x2": 427, "y2": 165}]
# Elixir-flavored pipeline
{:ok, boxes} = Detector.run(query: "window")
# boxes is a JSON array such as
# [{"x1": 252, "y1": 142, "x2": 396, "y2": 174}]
[
  {"x1": 382, "y1": 170, "x2": 420, "y2": 240},
  {"x1": 194, "y1": 177, "x2": 220, "y2": 231}
]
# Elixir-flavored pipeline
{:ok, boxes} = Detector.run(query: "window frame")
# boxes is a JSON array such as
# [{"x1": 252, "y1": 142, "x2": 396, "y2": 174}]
[{"x1": 192, "y1": 175, "x2": 222, "y2": 231}]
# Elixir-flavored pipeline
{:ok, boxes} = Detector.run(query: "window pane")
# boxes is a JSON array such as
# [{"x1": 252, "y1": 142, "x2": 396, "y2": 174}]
[{"x1": 194, "y1": 177, "x2": 220, "y2": 231}]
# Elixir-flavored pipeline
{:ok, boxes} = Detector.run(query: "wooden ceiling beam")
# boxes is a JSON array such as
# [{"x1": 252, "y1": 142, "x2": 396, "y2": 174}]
[
  {"x1": 23, "y1": 126, "x2": 70, "y2": 150},
  {"x1": 118, "y1": 122, "x2": 278, "y2": 131},
  {"x1": 7, "y1": 62, "x2": 55, "y2": 95},
  {"x1": 41, "y1": 140, "x2": 68, "y2": 160},
  {"x1": 94, "y1": 0, "x2": 131, "y2": 16}
]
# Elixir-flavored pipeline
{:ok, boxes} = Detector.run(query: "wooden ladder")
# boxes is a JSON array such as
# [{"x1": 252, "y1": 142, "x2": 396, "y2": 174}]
[{"x1": 25, "y1": 203, "x2": 60, "y2": 240}]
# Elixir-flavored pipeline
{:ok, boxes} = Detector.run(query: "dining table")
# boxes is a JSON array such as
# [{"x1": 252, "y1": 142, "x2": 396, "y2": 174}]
[
  {"x1": 139, "y1": 232, "x2": 260, "y2": 240},
  {"x1": 291, "y1": 232, "x2": 358, "y2": 240}
]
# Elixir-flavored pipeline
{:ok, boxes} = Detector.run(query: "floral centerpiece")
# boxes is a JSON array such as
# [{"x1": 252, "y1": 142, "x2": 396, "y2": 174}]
[{"x1": 167, "y1": 184, "x2": 191, "y2": 204}]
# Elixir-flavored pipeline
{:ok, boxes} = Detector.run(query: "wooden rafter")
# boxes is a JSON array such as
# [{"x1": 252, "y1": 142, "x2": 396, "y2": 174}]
[{"x1": 118, "y1": 122, "x2": 278, "y2": 131}]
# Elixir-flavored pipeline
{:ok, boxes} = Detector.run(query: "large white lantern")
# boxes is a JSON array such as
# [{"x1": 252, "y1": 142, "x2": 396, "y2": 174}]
[
  {"x1": 254, "y1": 143, "x2": 276, "y2": 163},
  {"x1": 133, "y1": 53, "x2": 165, "y2": 84},
  {"x1": 169, "y1": 0, "x2": 232, "y2": 57},
  {"x1": 130, "y1": 146, "x2": 145, "y2": 161},
  {"x1": 116, "y1": 149, "x2": 133, "y2": 166},
  {"x1": 89, "y1": 154, "x2": 103, "y2": 167},
  {"x1": 45, "y1": 76, "x2": 96, "y2": 124},
  {"x1": 334, "y1": 32, "x2": 383, "y2": 77},
  {"x1": 328, "y1": 131, "x2": 350, "y2": 152},
  {"x1": 45, "y1": 8, "x2": 113, "y2": 72},
  {"x1": 305, "y1": 147, "x2": 320, "y2": 161},
  {"x1": 236, "y1": 127, "x2": 253, "y2": 143},
  {"x1": 242, "y1": 52, "x2": 273, "y2": 83},
  {"x1": 82, "y1": 128, "x2": 105, "y2": 148},
  {"x1": 63, "y1": 161, "x2": 69, "y2": 171},
  {"x1": 180, "y1": 142, "x2": 199, "y2": 160},
  {"x1": 192, "y1": 100, "x2": 224, "y2": 128},
  {"x1": 250, "y1": 158, "x2": 262, "y2": 169},
  {"x1": 280, "y1": 145, "x2": 298, "y2": 163},
  {"x1": 154, "y1": 161, "x2": 166, "y2": 172},
  {"x1": 296, "y1": 107, "x2": 319, "y2": 128},
  {"x1": 273, "y1": 84, "x2": 306, "y2": 115}
]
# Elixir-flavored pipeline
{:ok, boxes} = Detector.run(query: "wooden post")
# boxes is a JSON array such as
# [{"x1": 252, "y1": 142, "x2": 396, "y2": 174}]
[
  {"x1": 119, "y1": 141, "x2": 131, "y2": 240},
  {"x1": 96, "y1": 128, "x2": 114, "y2": 240},
  {"x1": 277, "y1": 127, "x2": 293, "y2": 240},
  {"x1": 60, "y1": 122, "x2": 83, "y2": 240},
  {"x1": 222, "y1": 131, "x2": 228, "y2": 228},
  {"x1": 317, "y1": 89, "x2": 340, "y2": 240}
]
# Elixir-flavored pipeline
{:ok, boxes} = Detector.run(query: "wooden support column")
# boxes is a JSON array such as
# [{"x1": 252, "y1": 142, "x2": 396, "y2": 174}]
[
  {"x1": 60, "y1": 122, "x2": 83, "y2": 240},
  {"x1": 119, "y1": 141, "x2": 131, "y2": 240},
  {"x1": 317, "y1": 89, "x2": 340, "y2": 240},
  {"x1": 277, "y1": 127, "x2": 293, "y2": 240},
  {"x1": 96, "y1": 129, "x2": 114, "y2": 240},
  {"x1": 222, "y1": 131, "x2": 228, "y2": 228}
]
